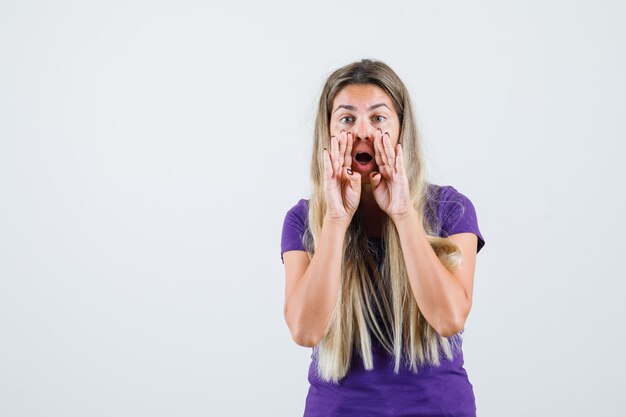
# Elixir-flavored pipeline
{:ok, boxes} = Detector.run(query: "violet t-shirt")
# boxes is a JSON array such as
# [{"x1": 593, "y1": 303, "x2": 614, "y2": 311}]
[{"x1": 280, "y1": 184, "x2": 485, "y2": 417}]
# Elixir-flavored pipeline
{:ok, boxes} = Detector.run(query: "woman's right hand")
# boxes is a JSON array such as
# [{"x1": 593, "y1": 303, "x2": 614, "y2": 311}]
[{"x1": 322, "y1": 131, "x2": 361, "y2": 225}]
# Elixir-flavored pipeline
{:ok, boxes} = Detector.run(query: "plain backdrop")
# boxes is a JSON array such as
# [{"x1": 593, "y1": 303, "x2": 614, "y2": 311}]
[{"x1": 1, "y1": 1, "x2": 625, "y2": 416}]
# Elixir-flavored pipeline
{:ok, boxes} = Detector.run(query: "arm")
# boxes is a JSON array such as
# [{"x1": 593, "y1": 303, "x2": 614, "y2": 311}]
[
  {"x1": 283, "y1": 216, "x2": 349, "y2": 347},
  {"x1": 392, "y1": 207, "x2": 478, "y2": 337}
]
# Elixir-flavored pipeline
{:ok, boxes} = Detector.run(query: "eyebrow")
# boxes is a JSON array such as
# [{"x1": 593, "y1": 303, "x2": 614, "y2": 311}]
[{"x1": 333, "y1": 103, "x2": 391, "y2": 113}]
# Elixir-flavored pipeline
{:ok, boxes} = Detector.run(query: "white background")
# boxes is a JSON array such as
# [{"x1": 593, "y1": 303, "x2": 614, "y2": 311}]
[{"x1": 1, "y1": 1, "x2": 625, "y2": 416}]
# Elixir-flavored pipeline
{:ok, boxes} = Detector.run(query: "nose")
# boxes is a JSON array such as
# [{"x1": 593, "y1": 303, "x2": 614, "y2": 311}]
[{"x1": 352, "y1": 118, "x2": 375, "y2": 142}]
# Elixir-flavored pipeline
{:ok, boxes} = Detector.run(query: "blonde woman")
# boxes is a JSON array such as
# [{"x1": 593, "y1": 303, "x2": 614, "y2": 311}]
[{"x1": 280, "y1": 59, "x2": 485, "y2": 417}]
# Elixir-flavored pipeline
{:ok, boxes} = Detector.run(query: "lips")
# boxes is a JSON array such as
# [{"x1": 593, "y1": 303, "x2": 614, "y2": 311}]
[{"x1": 352, "y1": 149, "x2": 376, "y2": 172}]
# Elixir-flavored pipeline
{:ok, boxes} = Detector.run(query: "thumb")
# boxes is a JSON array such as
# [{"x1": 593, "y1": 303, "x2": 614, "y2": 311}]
[
  {"x1": 369, "y1": 171, "x2": 381, "y2": 189},
  {"x1": 346, "y1": 167, "x2": 361, "y2": 187}
]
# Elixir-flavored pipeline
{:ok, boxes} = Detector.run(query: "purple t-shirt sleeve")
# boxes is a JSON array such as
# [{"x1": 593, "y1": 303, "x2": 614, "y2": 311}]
[
  {"x1": 438, "y1": 186, "x2": 485, "y2": 253},
  {"x1": 280, "y1": 199, "x2": 309, "y2": 264}
]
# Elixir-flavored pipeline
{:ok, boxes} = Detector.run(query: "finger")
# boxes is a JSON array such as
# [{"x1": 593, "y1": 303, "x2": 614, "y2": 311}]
[
  {"x1": 344, "y1": 132, "x2": 353, "y2": 168},
  {"x1": 331, "y1": 135, "x2": 339, "y2": 176},
  {"x1": 376, "y1": 131, "x2": 389, "y2": 167},
  {"x1": 347, "y1": 165, "x2": 360, "y2": 186},
  {"x1": 369, "y1": 171, "x2": 381, "y2": 190},
  {"x1": 323, "y1": 148, "x2": 332, "y2": 180},
  {"x1": 382, "y1": 132, "x2": 395, "y2": 171},
  {"x1": 395, "y1": 143, "x2": 403, "y2": 172},
  {"x1": 338, "y1": 131, "x2": 347, "y2": 168},
  {"x1": 344, "y1": 163, "x2": 360, "y2": 197},
  {"x1": 373, "y1": 129, "x2": 385, "y2": 167}
]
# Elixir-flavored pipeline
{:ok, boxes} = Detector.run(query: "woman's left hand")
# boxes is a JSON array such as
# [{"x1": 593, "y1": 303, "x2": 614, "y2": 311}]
[{"x1": 369, "y1": 130, "x2": 412, "y2": 221}]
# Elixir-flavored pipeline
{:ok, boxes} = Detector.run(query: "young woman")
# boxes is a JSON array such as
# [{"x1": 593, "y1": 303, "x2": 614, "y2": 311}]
[{"x1": 280, "y1": 59, "x2": 485, "y2": 417}]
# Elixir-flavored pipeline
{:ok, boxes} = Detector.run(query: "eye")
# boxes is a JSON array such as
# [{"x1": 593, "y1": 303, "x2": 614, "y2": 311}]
[
  {"x1": 339, "y1": 116, "x2": 355, "y2": 124},
  {"x1": 372, "y1": 115, "x2": 386, "y2": 123}
]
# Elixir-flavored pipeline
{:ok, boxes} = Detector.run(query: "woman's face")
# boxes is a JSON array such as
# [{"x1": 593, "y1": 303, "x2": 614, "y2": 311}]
[{"x1": 330, "y1": 83, "x2": 401, "y2": 184}]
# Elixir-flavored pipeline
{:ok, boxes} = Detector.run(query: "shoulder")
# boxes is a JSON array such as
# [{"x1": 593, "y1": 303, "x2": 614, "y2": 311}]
[
  {"x1": 438, "y1": 185, "x2": 471, "y2": 207},
  {"x1": 280, "y1": 199, "x2": 310, "y2": 263},
  {"x1": 284, "y1": 198, "x2": 309, "y2": 224},
  {"x1": 429, "y1": 184, "x2": 486, "y2": 253}
]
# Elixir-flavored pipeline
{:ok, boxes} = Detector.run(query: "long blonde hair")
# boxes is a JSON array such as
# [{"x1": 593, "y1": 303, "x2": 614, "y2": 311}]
[{"x1": 304, "y1": 59, "x2": 465, "y2": 383}]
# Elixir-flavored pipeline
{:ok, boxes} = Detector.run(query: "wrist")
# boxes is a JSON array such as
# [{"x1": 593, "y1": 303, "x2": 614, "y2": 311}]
[
  {"x1": 390, "y1": 206, "x2": 418, "y2": 224},
  {"x1": 323, "y1": 213, "x2": 352, "y2": 231}
]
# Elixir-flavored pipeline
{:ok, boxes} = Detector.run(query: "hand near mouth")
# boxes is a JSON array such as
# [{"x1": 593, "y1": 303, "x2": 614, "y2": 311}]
[
  {"x1": 322, "y1": 131, "x2": 362, "y2": 226},
  {"x1": 369, "y1": 130, "x2": 412, "y2": 220}
]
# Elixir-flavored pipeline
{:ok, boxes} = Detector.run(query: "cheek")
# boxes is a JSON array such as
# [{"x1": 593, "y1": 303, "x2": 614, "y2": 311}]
[
  {"x1": 379, "y1": 120, "x2": 396, "y2": 134},
  {"x1": 329, "y1": 122, "x2": 343, "y2": 136},
  {"x1": 389, "y1": 121, "x2": 400, "y2": 138}
]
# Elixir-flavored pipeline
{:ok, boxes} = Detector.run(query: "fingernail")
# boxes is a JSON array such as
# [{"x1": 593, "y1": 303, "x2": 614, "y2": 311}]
[{"x1": 347, "y1": 168, "x2": 353, "y2": 175}]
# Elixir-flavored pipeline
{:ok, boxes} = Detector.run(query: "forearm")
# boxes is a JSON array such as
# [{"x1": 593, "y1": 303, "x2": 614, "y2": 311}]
[
  {"x1": 285, "y1": 216, "x2": 348, "y2": 346},
  {"x1": 392, "y1": 208, "x2": 468, "y2": 337}
]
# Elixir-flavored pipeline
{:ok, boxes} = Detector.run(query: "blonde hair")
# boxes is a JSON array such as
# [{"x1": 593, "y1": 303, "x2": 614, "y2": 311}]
[{"x1": 304, "y1": 59, "x2": 465, "y2": 383}]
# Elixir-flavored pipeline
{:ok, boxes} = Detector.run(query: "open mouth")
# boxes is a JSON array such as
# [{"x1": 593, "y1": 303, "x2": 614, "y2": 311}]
[{"x1": 355, "y1": 152, "x2": 373, "y2": 165}]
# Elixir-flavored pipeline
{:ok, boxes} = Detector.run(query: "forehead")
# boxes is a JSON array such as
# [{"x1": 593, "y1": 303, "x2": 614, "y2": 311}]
[{"x1": 332, "y1": 84, "x2": 394, "y2": 111}]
